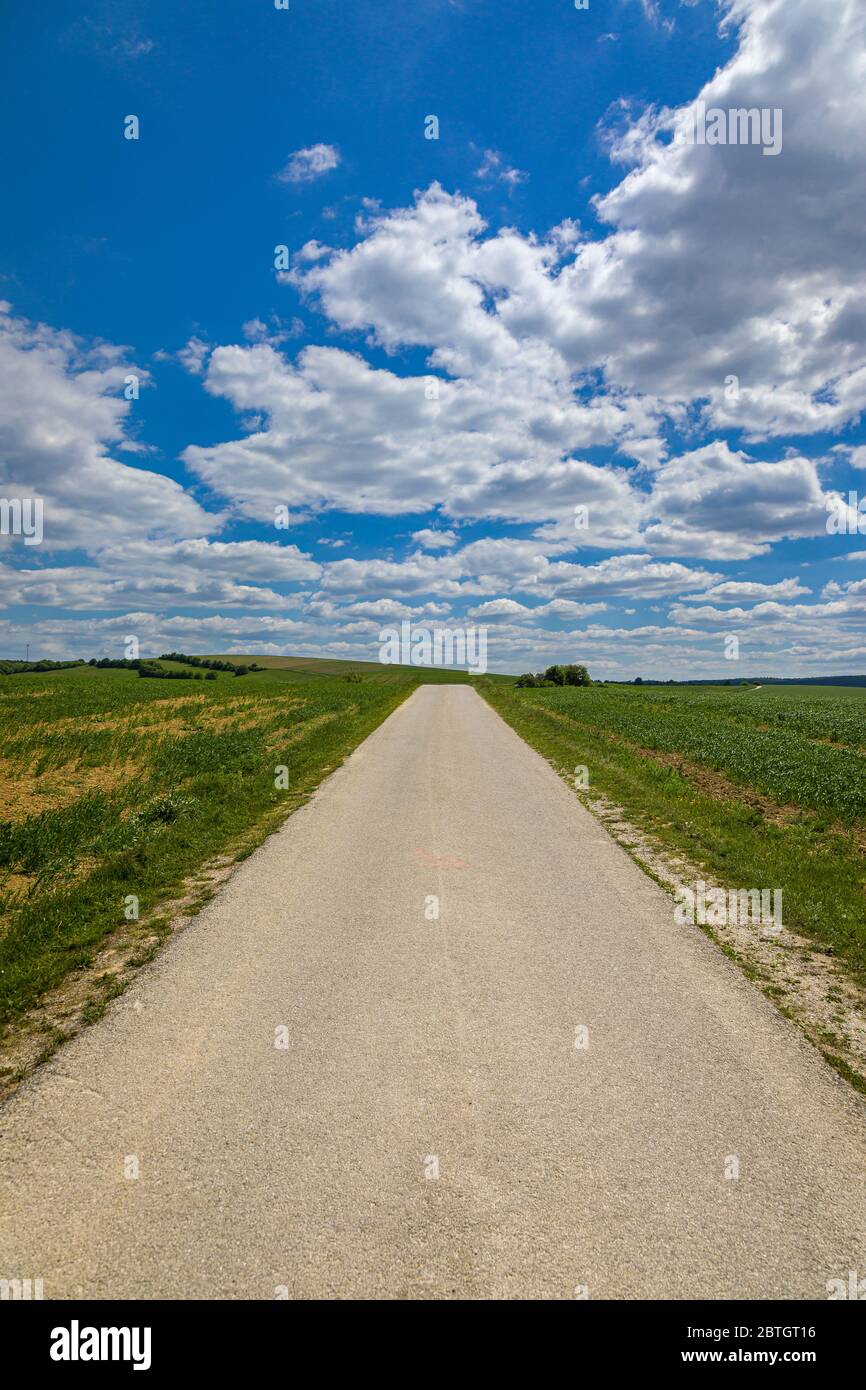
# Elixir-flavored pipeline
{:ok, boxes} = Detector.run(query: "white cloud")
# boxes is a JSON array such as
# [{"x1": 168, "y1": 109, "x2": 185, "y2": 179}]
[
  {"x1": 183, "y1": 338, "x2": 654, "y2": 528},
  {"x1": 412, "y1": 528, "x2": 458, "y2": 549},
  {"x1": 680, "y1": 577, "x2": 811, "y2": 603},
  {"x1": 465, "y1": 598, "x2": 532, "y2": 622},
  {"x1": 276, "y1": 144, "x2": 341, "y2": 185},
  {"x1": 0, "y1": 304, "x2": 216, "y2": 554},
  {"x1": 279, "y1": 1, "x2": 866, "y2": 447},
  {"x1": 474, "y1": 150, "x2": 529, "y2": 188},
  {"x1": 466, "y1": 598, "x2": 607, "y2": 622},
  {"x1": 0, "y1": 540, "x2": 320, "y2": 611},
  {"x1": 639, "y1": 443, "x2": 831, "y2": 559},
  {"x1": 7, "y1": 0, "x2": 866, "y2": 681},
  {"x1": 177, "y1": 336, "x2": 210, "y2": 376},
  {"x1": 242, "y1": 316, "x2": 304, "y2": 348}
]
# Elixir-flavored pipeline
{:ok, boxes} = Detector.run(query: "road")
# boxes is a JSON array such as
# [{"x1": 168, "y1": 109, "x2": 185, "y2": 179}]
[{"x1": 1, "y1": 684, "x2": 865, "y2": 1299}]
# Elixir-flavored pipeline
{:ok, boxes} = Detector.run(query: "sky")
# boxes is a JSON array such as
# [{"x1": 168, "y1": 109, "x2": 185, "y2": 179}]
[{"x1": 1, "y1": 0, "x2": 866, "y2": 678}]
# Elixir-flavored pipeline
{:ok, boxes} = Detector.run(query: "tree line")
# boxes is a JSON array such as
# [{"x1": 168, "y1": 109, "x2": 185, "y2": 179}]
[{"x1": 515, "y1": 664, "x2": 593, "y2": 688}]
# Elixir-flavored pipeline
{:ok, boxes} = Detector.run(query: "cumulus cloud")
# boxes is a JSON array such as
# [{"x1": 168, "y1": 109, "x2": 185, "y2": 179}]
[
  {"x1": 7, "y1": 0, "x2": 866, "y2": 679},
  {"x1": 0, "y1": 304, "x2": 216, "y2": 553},
  {"x1": 182, "y1": 338, "x2": 654, "y2": 527},
  {"x1": 177, "y1": 336, "x2": 210, "y2": 376},
  {"x1": 279, "y1": 0, "x2": 866, "y2": 445},
  {"x1": 412, "y1": 529, "x2": 458, "y2": 549},
  {"x1": 474, "y1": 149, "x2": 529, "y2": 188},
  {"x1": 276, "y1": 144, "x2": 341, "y2": 184},
  {"x1": 680, "y1": 577, "x2": 811, "y2": 603},
  {"x1": 638, "y1": 444, "x2": 832, "y2": 560},
  {"x1": 0, "y1": 538, "x2": 320, "y2": 611},
  {"x1": 466, "y1": 598, "x2": 607, "y2": 623},
  {"x1": 565, "y1": 0, "x2": 866, "y2": 436}
]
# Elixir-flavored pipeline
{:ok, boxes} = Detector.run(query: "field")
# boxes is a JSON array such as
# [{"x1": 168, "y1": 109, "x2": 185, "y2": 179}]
[
  {"x1": 4, "y1": 659, "x2": 866, "y2": 1092},
  {"x1": 0, "y1": 656, "x2": 503, "y2": 1052},
  {"x1": 479, "y1": 680, "x2": 866, "y2": 999},
  {"x1": 206, "y1": 654, "x2": 485, "y2": 682}
]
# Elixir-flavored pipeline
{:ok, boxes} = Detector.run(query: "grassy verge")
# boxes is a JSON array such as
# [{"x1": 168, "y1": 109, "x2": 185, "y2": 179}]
[
  {"x1": 0, "y1": 664, "x2": 418, "y2": 1029},
  {"x1": 477, "y1": 680, "x2": 866, "y2": 986}
]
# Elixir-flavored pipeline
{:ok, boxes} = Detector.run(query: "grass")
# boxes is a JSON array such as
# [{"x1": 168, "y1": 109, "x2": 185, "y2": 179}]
[
  {"x1": 0, "y1": 656, "x2": 503, "y2": 1030},
  {"x1": 204, "y1": 652, "x2": 492, "y2": 682},
  {"x1": 478, "y1": 679, "x2": 866, "y2": 985},
  {"x1": 6, "y1": 656, "x2": 864, "y2": 1079}
]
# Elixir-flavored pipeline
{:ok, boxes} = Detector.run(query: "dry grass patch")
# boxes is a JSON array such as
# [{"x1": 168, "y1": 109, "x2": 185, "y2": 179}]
[{"x1": 0, "y1": 759, "x2": 141, "y2": 821}]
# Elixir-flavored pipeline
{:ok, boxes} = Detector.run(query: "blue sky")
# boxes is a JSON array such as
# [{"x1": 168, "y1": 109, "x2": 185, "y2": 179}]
[{"x1": 2, "y1": 0, "x2": 866, "y2": 676}]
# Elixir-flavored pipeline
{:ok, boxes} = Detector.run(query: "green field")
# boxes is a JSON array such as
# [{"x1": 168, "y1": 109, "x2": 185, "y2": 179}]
[
  {"x1": 4, "y1": 657, "x2": 866, "y2": 1090},
  {"x1": 0, "y1": 655, "x2": 498, "y2": 1038},
  {"x1": 204, "y1": 653, "x2": 487, "y2": 682},
  {"x1": 479, "y1": 680, "x2": 866, "y2": 991}
]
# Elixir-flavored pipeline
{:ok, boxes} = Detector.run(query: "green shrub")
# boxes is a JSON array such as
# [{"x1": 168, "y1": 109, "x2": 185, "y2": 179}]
[{"x1": 516, "y1": 664, "x2": 592, "y2": 689}]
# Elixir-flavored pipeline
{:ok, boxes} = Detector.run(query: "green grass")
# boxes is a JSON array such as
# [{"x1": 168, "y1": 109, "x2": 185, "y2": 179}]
[
  {"x1": 506, "y1": 683, "x2": 866, "y2": 820},
  {"x1": 0, "y1": 656, "x2": 498, "y2": 1029},
  {"x1": 6, "y1": 656, "x2": 862, "y2": 1047},
  {"x1": 478, "y1": 679, "x2": 866, "y2": 984},
  {"x1": 204, "y1": 652, "x2": 509, "y2": 683}
]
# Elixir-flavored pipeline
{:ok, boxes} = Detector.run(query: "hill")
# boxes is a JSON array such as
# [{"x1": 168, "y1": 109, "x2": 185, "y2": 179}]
[{"x1": 204, "y1": 653, "x2": 514, "y2": 683}]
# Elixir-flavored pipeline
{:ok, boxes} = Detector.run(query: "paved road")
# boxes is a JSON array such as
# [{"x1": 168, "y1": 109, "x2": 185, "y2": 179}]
[{"x1": 1, "y1": 685, "x2": 865, "y2": 1299}]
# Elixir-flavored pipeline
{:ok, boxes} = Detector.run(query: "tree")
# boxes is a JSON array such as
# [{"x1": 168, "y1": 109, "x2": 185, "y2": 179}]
[
  {"x1": 544, "y1": 664, "x2": 567, "y2": 686},
  {"x1": 516, "y1": 663, "x2": 593, "y2": 689}
]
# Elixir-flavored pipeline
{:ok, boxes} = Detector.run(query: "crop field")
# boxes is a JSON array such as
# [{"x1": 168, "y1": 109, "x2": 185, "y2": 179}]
[
  {"x1": 480, "y1": 679, "x2": 866, "y2": 988},
  {"x1": 0, "y1": 657, "x2": 490, "y2": 1041},
  {"x1": 5, "y1": 661, "x2": 865, "y2": 1090},
  {"x1": 208, "y1": 654, "x2": 485, "y2": 682},
  {"x1": 509, "y1": 683, "x2": 866, "y2": 821}
]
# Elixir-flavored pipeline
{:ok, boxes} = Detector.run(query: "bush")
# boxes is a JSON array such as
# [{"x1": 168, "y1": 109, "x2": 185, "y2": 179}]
[
  {"x1": 0, "y1": 659, "x2": 85, "y2": 676},
  {"x1": 137, "y1": 662, "x2": 201, "y2": 680},
  {"x1": 515, "y1": 663, "x2": 593, "y2": 689},
  {"x1": 159, "y1": 652, "x2": 263, "y2": 677}
]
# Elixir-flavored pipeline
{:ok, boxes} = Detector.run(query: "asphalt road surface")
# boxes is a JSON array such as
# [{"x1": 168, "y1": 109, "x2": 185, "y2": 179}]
[{"x1": 1, "y1": 685, "x2": 865, "y2": 1299}]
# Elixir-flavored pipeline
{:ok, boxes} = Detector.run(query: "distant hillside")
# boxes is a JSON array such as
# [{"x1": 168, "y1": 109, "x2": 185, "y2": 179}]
[
  {"x1": 745, "y1": 675, "x2": 866, "y2": 687},
  {"x1": 624, "y1": 675, "x2": 866, "y2": 689},
  {"x1": 205, "y1": 654, "x2": 513, "y2": 683}
]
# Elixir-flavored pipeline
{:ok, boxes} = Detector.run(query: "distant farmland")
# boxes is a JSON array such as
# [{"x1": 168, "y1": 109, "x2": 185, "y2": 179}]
[
  {"x1": 4, "y1": 658, "x2": 866, "y2": 1096},
  {"x1": 204, "y1": 653, "x2": 508, "y2": 682}
]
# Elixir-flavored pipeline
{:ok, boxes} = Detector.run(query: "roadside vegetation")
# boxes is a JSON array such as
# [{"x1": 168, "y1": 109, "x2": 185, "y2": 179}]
[
  {"x1": 0, "y1": 657, "x2": 492, "y2": 1041},
  {"x1": 479, "y1": 679, "x2": 866, "y2": 984},
  {"x1": 7, "y1": 656, "x2": 864, "y2": 1096}
]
